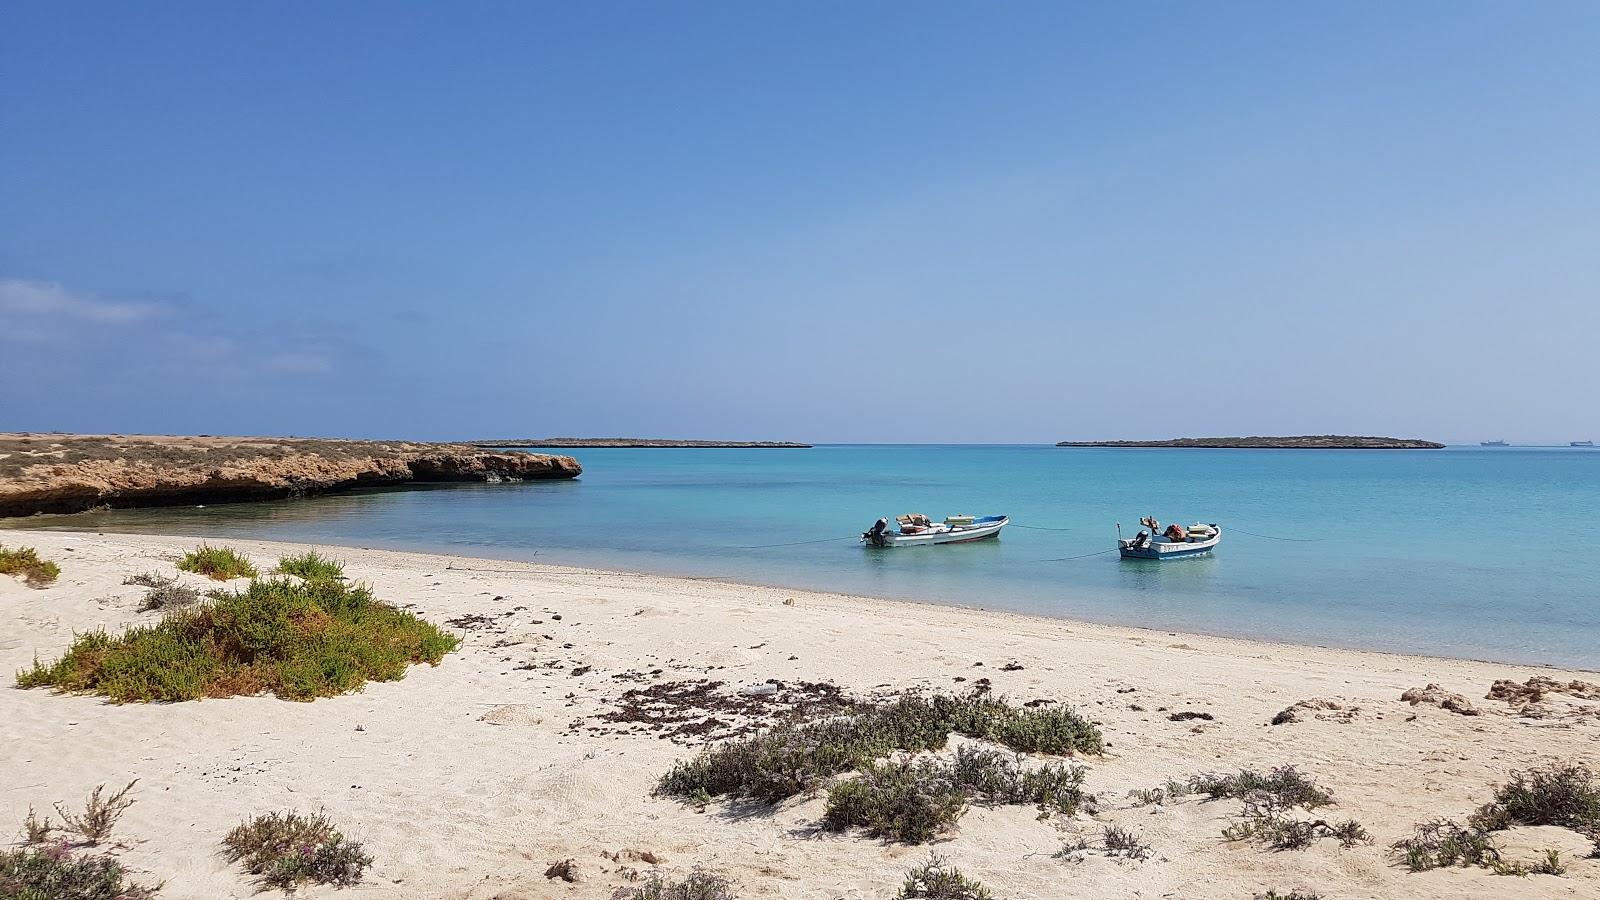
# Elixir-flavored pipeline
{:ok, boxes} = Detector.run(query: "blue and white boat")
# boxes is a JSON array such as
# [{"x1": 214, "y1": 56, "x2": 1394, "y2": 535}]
[
  {"x1": 1118, "y1": 517, "x2": 1221, "y2": 560},
  {"x1": 862, "y1": 513, "x2": 1009, "y2": 547}
]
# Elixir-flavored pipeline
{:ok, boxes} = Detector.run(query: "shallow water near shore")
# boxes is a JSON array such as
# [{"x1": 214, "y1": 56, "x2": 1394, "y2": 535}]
[{"x1": 11, "y1": 444, "x2": 1599, "y2": 668}]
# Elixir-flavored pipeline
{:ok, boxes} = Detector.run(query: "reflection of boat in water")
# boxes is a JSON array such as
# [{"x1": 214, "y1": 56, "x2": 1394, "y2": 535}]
[
  {"x1": 1572, "y1": 441, "x2": 1595, "y2": 448},
  {"x1": 1118, "y1": 517, "x2": 1221, "y2": 560},
  {"x1": 1480, "y1": 440, "x2": 1509, "y2": 447},
  {"x1": 862, "y1": 513, "x2": 1008, "y2": 547}
]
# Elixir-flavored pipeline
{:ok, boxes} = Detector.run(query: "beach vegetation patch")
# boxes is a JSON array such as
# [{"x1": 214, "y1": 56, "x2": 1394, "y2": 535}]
[
  {"x1": 15, "y1": 576, "x2": 459, "y2": 702},
  {"x1": 54, "y1": 781, "x2": 138, "y2": 846},
  {"x1": 821, "y1": 747, "x2": 1088, "y2": 842},
  {"x1": 895, "y1": 854, "x2": 992, "y2": 900},
  {"x1": 123, "y1": 572, "x2": 204, "y2": 612},
  {"x1": 176, "y1": 545, "x2": 257, "y2": 581},
  {"x1": 608, "y1": 868, "x2": 736, "y2": 900},
  {"x1": 0, "y1": 545, "x2": 60, "y2": 587},
  {"x1": 0, "y1": 843, "x2": 162, "y2": 900},
  {"x1": 1468, "y1": 763, "x2": 1600, "y2": 836},
  {"x1": 657, "y1": 693, "x2": 1100, "y2": 806},
  {"x1": 1101, "y1": 824, "x2": 1154, "y2": 860},
  {"x1": 2, "y1": 785, "x2": 161, "y2": 899},
  {"x1": 275, "y1": 551, "x2": 344, "y2": 581},
  {"x1": 1188, "y1": 767, "x2": 1332, "y2": 810},
  {"x1": 222, "y1": 810, "x2": 372, "y2": 892}
]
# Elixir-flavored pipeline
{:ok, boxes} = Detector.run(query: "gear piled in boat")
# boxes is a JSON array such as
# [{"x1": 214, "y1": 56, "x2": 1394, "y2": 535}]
[
  {"x1": 1117, "y1": 516, "x2": 1222, "y2": 559},
  {"x1": 862, "y1": 513, "x2": 1009, "y2": 548}
]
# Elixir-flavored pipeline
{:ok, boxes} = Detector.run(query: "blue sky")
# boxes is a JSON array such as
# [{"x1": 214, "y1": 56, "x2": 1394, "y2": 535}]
[{"x1": 3, "y1": 2, "x2": 1597, "y2": 443}]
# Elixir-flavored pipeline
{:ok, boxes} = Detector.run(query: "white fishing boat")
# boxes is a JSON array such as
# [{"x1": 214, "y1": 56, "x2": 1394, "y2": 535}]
[
  {"x1": 1118, "y1": 517, "x2": 1221, "y2": 560},
  {"x1": 862, "y1": 513, "x2": 1008, "y2": 547}
]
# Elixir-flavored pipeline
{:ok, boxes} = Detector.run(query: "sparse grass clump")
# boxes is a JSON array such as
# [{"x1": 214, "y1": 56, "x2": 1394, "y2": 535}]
[
  {"x1": 176, "y1": 545, "x2": 257, "y2": 581},
  {"x1": 895, "y1": 854, "x2": 992, "y2": 900},
  {"x1": 1256, "y1": 892, "x2": 1320, "y2": 900},
  {"x1": 657, "y1": 693, "x2": 1100, "y2": 805},
  {"x1": 1222, "y1": 808, "x2": 1370, "y2": 851},
  {"x1": 16, "y1": 576, "x2": 459, "y2": 702},
  {"x1": 124, "y1": 571, "x2": 204, "y2": 611},
  {"x1": 222, "y1": 810, "x2": 372, "y2": 892},
  {"x1": 610, "y1": 868, "x2": 735, "y2": 900},
  {"x1": 54, "y1": 781, "x2": 138, "y2": 845},
  {"x1": 276, "y1": 552, "x2": 344, "y2": 582},
  {"x1": 1189, "y1": 767, "x2": 1333, "y2": 810},
  {"x1": 1101, "y1": 824, "x2": 1153, "y2": 860},
  {"x1": 0, "y1": 545, "x2": 60, "y2": 587},
  {"x1": 1396, "y1": 764, "x2": 1599, "y2": 874}
]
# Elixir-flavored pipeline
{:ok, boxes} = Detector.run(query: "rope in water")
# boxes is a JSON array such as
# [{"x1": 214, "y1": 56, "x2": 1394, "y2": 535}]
[
  {"x1": 1230, "y1": 528, "x2": 1320, "y2": 543},
  {"x1": 1009, "y1": 523, "x2": 1073, "y2": 531},
  {"x1": 1041, "y1": 547, "x2": 1120, "y2": 562},
  {"x1": 739, "y1": 534, "x2": 863, "y2": 550}
]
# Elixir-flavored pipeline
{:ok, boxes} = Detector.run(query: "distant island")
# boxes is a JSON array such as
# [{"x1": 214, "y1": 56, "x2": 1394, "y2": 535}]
[
  {"x1": 1055, "y1": 435, "x2": 1444, "y2": 450},
  {"x1": 470, "y1": 438, "x2": 812, "y2": 448},
  {"x1": 0, "y1": 433, "x2": 581, "y2": 517}
]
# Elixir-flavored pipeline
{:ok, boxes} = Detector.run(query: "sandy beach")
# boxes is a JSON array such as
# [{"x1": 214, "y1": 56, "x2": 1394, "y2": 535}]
[{"x1": 3, "y1": 530, "x2": 1597, "y2": 899}]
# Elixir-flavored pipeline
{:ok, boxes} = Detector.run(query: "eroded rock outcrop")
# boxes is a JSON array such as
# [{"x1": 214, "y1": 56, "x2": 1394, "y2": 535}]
[{"x1": 0, "y1": 434, "x2": 580, "y2": 517}]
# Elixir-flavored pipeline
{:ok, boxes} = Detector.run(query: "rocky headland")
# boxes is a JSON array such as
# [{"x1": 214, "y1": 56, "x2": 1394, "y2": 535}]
[
  {"x1": 0, "y1": 433, "x2": 581, "y2": 517},
  {"x1": 471, "y1": 437, "x2": 811, "y2": 448},
  {"x1": 1056, "y1": 435, "x2": 1444, "y2": 449}
]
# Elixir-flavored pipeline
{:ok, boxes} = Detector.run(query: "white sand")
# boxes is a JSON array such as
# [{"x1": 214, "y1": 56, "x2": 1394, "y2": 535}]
[{"x1": 3, "y1": 530, "x2": 1597, "y2": 899}]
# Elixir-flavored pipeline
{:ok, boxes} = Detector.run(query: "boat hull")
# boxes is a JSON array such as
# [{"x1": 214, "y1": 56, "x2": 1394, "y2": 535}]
[{"x1": 875, "y1": 516, "x2": 1008, "y2": 547}]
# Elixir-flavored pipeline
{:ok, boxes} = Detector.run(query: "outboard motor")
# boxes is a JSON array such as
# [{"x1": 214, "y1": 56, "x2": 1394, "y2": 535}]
[{"x1": 863, "y1": 517, "x2": 890, "y2": 547}]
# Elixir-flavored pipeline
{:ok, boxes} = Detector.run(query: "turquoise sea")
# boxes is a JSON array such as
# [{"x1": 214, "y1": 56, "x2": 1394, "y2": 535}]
[{"x1": 14, "y1": 445, "x2": 1599, "y2": 669}]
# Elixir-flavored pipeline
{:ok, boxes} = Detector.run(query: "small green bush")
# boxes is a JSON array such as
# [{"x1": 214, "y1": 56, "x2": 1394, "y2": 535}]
[
  {"x1": 657, "y1": 693, "x2": 1101, "y2": 805},
  {"x1": 1393, "y1": 819, "x2": 1502, "y2": 871},
  {"x1": 276, "y1": 552, "x2": 344, "y2": 581},
  {"x1": 609, "y1": 868, "x2": 736, "y2": 899},
  {"x1": 16, "y1": 577, "x2": 459, "y2": 702},
  {"x1": 896, "y1": 854, "x2": 992, "y2": 900},
  {"x1": 176, "y1": 545, "x2": 257, "y2": 581},
  {"x1": 0, "y1": 842, "x2": 161, "y2": 899},
  {"x1": 822, "y1": 747, "x2": 1088, "y2": 843},
  {"x1": 1189, "y1": 767, "x2": 1333, "y2": 810},
  {"x1": 0, "y1": 545, "x2": 60, "y2": 587},
  {"x1": 222, "y1": 810, "x2": 372, "y2": 892},
  {"x1": 1102, "y1": 824, "x2": 1153, "y2": 859},
  {"x1": 1469, "y1": 764, "x2": 1600, "y2": 835}
]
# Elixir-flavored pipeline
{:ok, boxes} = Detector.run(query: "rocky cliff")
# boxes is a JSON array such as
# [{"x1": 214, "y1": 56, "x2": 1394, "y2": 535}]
[{"x1": 0, "y1": 434, "x2": 581, "y2": 517}]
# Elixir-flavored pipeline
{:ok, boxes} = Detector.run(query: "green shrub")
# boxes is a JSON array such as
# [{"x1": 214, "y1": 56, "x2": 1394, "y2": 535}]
[
  {"x1": 176, "y1": 545, "x2": 257, "y2": 581},
  {"x1": 1102, "y1": 824, "x2": 1153, "y2": 859},
  {"x1": 221, "y1": 810, "x2": 372, "y2": 892},
  {"x1": 16, "y1": 577, "x2": 459, "y2": 702},
  {"x1": 610, "y1": 868, "x2": 736, "y2": 899},
  {"x1": 822, "y1": 747, "x2": 1089, "y2": 843},
  {"x1": 1469, "y1": 764, "x2": 1600, "y2": 835},
  {"x1": 657, "y1": 693, "x2": 1100, "y2": 805},
  {"x1": 1189, "y1": 767, "x2": 1332, "y2": 810},
  {"x1": 0, "y1": 842, "x2": 161, "y2": 899},
  {"x1": 1393, "y1": 819, "x2": 1501, "y2": 871},
  {"x1": 0, "y1": 545, "x2": 60, "y2": 587},
  {"x1": 896, "y1": 854, "x2": 992, "y2": 900},
  {"x1": 276, "y1": 552, "x2": 344, "y2": 581}
]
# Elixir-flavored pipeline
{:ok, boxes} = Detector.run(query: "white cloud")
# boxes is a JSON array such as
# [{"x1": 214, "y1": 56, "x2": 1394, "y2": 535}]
[{"x1": 0, "y1": 279, "x2": 170, "y2": 325}]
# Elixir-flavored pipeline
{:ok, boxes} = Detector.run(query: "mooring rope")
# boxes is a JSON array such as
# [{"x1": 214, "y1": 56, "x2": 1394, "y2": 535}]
[
  {"x1": 1230, "y1": 528, "x2": 1319, "y2": 543},
  {"x1": 1009, "y1": 523, "x2": 1074, "y2": 532},
  {"x1": 1041, "y1": 547, "x2": 1120, "y2": 562},
  {"x1": 739, "y1": 534, "x2": 862, "y2": 550}
]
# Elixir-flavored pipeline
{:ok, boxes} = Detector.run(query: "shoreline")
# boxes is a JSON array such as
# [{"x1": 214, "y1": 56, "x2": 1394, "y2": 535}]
[
  {"x1": 7, "y1": 522, "x2": 1588, "y2": 672},
  {"x1": 5, "y1": 531, "x2": 1598, "y2": 898}
]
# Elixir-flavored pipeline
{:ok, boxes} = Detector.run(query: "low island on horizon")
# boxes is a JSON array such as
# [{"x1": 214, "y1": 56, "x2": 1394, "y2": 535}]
[
  {"x1": 470, "y1": 438, "x2": 812, "y2": 448},
  {"x1": 1056, "y1": 434, "x2": 1445, "y2": 449}
]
